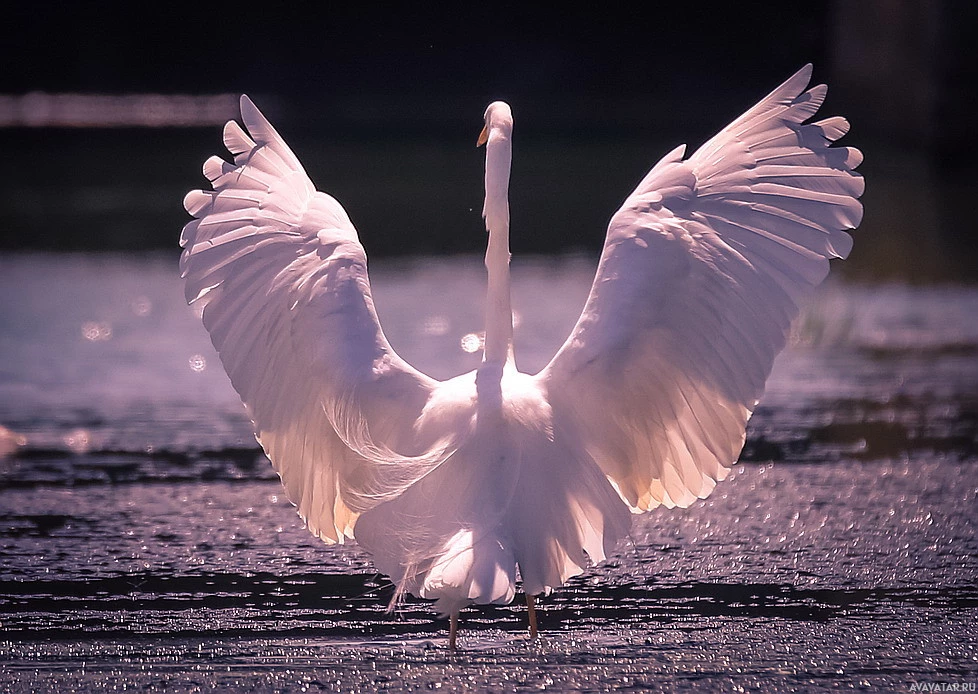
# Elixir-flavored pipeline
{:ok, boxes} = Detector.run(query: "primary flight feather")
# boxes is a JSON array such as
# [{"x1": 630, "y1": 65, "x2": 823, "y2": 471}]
[{"x1": 180, "y1": 64, "x2": 863, "y2": 647}]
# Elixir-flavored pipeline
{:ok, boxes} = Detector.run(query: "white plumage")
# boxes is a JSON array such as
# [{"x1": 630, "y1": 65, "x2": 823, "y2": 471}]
[{"x1": 180, "y1": 64, "x2": 863, "y2": 641}]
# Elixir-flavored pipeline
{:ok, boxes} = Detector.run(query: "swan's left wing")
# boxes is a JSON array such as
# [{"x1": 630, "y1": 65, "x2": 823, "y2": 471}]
[
  {"x1": 538, "y1": 65, "x2": 863, "y2": 511},
  {"x1": 180, "y1": 97, "x2": 452, "y2": 543}
]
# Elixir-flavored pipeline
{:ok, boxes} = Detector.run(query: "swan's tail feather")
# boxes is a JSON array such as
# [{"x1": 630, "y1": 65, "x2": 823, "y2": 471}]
[{"x1": 418, "y1": 529, "x2": 516, "y2": 617}]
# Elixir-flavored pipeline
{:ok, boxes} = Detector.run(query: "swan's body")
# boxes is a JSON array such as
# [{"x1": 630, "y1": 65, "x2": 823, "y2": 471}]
[{"x1": 180, "y1": 65, "x2": 863, "y2": 642}]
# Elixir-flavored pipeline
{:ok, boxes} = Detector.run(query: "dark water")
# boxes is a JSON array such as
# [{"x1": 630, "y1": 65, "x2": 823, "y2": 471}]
[{"x1": 1, "y1": 254, "x2": 976, "y2": 691}]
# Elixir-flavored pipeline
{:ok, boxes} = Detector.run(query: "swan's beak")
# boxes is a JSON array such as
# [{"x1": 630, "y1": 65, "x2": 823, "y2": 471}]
[{"x1": 477, "y1": 125, "x2": 489, "y2": 147}]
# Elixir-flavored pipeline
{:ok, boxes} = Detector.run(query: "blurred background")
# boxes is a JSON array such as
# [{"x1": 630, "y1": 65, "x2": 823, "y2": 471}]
[{"x1": 1, "y1": 0, "x2": 975, "y2": 281}]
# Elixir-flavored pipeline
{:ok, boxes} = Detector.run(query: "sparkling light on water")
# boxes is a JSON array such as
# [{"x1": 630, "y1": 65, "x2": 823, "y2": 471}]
[
  {"x1": 422, "y1": 315, "x2": 450, "y2": 336},
  {"x1": 0, "y1": 425, "x2": 27, "y2": 457},
  {"x1": 81, "y1": 321, "x2": 112, "y2": 342},
  {"x1": 1, "y1": 257, "x2": 977, "y2": 690},
  {"x1": 130, "y1": 295, "x2": 153, "y2": 317},
  {"x1": 460, "y1": 332, "x2": 485, "y2": 353},
  {"x1": 63, "y1": 428, "x2": 91, "y2": 454}
]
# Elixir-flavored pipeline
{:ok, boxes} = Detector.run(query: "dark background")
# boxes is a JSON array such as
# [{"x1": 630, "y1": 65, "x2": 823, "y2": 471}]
[{"x1": 1, "y1": 1, "x2": 975, "y2": 281}]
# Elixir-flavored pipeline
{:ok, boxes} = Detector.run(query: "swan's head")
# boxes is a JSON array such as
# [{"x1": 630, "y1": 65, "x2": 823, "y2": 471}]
[{"x1": 477, "y1": 101, "x2": 513, "y2": 146}]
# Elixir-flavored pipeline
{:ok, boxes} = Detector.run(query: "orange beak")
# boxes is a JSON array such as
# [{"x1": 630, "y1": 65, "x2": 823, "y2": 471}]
[{"x1": 477, "y1": 125, "x2": 489, "y2": 147}]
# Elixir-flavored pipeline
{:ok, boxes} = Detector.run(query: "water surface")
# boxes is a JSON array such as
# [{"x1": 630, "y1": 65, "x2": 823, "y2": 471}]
[{"x1": 0, "y1": 254, "x2": 976, "y2": 691}]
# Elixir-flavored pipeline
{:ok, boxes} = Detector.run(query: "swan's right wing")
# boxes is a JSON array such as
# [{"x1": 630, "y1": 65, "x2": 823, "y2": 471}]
[
  {"x1": 180, "y1": 97, "x2": 454, "y2": 543},
  {"x1": 539, "y1": 65, "x2": 863, "y2": 512}
]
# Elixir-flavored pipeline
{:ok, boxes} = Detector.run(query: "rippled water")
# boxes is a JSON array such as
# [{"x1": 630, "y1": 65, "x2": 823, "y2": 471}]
[{"x1": 1, "y1": 253, "x2": 976, "y2": 691}]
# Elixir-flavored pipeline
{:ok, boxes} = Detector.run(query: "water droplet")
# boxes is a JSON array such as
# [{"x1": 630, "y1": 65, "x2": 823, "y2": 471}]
[{"x1": 188, "y1": 354, "x2": 207, "y2": 372}]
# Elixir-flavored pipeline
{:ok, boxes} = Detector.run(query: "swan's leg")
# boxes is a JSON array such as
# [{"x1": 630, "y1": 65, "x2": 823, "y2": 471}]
[
  {"x1": 527, "y1": 594, "x2": 538, "y2": 640},
  {"x1": 449, "y1": 612, "x2": 459, "y2": 651}
]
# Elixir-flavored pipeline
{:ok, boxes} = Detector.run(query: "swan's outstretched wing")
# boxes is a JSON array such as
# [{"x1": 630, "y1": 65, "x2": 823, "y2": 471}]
[
  {"x1": 539, "y1": 65, "x2": 863, "y2": 511},
  {"x1": 180, "y1": 97, "x2": 450, "y2": 543}
]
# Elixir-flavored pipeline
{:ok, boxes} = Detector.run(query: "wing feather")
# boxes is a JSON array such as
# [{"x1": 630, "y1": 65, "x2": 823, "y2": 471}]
[
  {"x1": 180, "y1": 96, "x2": 453, "y2": 542},
  {"x1": 539, "y1": 65, "x2": 863, "y2": 512}
]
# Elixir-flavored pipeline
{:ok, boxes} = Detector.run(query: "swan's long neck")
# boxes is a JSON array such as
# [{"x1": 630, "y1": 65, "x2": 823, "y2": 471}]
[{"x1": 482, "y1": 127, "x2": 513, "y2": 366}]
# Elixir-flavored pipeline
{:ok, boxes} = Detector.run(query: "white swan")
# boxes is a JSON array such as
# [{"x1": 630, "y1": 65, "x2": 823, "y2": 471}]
[{"x1": 179, "y1": 64, "x2": 863, "y2": 648}]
